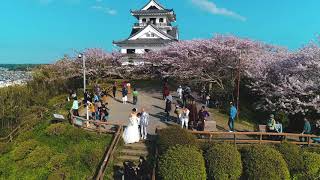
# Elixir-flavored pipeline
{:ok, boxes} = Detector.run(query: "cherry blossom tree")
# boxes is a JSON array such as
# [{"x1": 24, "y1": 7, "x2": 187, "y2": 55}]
[
  {"x1": 250, "y1": 43, "x2": 320, "y2": 116},
  {"x1": 37, "y1": 48, "x2": 123, "y2": 80},
  {"x1": 40, "y1": 36, "x2": 320, "y2": 118},
  {"x1": 143, "y1": 35, "x2": 287, "y2": 96}
]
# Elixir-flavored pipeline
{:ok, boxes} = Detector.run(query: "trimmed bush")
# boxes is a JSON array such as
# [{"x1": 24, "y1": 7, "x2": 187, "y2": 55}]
[
  {"x1": 240, "y1": 145, "x2": 290, "y2": 180},
  {"x1": 277, "y1": 142, "x2": 304, "y2": 176},
  {"x1": 158, "y1": 126, "x2": 198, "y2": 154},
  {"x1": 12, "y1": 140, "x2": 39, "y2": 161},
  {"x1": 45, "y1": 123, "x2": 68, "y2": 136},
  {"x1": 205, "y1": 143, "x2": 242, "y2": 180},
  {"x1": 302, "y1": 151, "x2": 320, "y2": 179},
  {"x1": 304, "y1": 147, "x2": 320, "y2": 154},
  {"x1": 159, "y1": 145, "x2": 206, "y2": 180}
]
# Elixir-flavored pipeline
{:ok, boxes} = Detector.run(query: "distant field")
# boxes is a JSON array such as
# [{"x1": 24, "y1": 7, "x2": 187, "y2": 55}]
[{"x1": 0, "y1": 64, "x2": 43, "y2": 71}]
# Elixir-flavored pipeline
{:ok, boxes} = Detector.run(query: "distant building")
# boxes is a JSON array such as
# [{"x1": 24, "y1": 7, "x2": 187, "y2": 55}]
[{"x1": 113, "y1": 0, "x2": 178, "y2": 54}]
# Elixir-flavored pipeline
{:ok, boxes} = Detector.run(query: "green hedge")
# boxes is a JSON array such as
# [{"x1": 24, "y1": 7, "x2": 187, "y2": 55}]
[
  {"x1": 277, "y1": 142, "x2": 304, "y2": 176},
  {"x1": 205, "y1": 143, "x2": 242, "y2": 180},
  {"x1": 302, "y1": 151, "x2": 320, "y2": 179},
  {"x1": 304, "y1": 146, "x2": 320, "y2": 154},
  {"x1": 159, "y1": 145, "x2": 206, "y2": 180},
  {"x1": 158, "y1": 126, "x2": 198, "y2": 154},
  {"x1": 240, "y1": 145, "x2": 290, "y2": 180}
]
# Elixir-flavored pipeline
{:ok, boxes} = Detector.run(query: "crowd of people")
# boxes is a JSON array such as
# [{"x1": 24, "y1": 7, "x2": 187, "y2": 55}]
[
  {"x1": 162, "y1": 82, "x2": 211, "y2": 131},
  {"x1": 266, "y1": 113, "x2": 320, "y2": 143},
  {"x1": 123, "y1": 157, "x2": 149, "y2": 180},
  {"x1": 70, "y1": 84, "x2": 110, "y2": 123}
]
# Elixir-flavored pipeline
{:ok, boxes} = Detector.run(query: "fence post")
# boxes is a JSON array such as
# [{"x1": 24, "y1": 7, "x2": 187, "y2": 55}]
[
  {"x1": 307, "y1": 136, "x2": 311, "y2": 147},
  {"x1": 209, "y1": 134, "x2": 212, "y2": 142},
  {"x1": 233, "y1": 133, "x2": 236, "y2": 146},
  {"x1": 259, "y1": 132, "x2": 262, "y2": 144}
]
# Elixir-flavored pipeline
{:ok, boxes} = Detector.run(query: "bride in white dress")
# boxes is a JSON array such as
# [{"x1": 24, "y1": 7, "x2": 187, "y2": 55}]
[{"x1": 122, "y1": 111, "x2": 140, "y2": 144}]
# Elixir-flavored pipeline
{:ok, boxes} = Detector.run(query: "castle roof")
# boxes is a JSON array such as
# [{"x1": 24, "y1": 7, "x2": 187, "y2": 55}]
[{"x1": 113, "y1": 39, "x2": 176, "y2": 47}]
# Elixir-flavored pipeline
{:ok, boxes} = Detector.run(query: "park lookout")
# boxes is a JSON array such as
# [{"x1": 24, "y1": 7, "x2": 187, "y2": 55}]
[{"x1": 113, "y1": 0, "x2": 179, "y2": 54}]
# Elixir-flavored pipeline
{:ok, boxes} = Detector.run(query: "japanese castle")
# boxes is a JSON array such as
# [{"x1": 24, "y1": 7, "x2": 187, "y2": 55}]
[{"x1": 113, "y1": 0, "x2": 179, "y2": 54}]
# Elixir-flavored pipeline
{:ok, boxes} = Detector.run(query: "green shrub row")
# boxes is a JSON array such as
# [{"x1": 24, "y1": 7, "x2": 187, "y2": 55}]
[{"x1": 157, "y1": 127, "x2": 320, "y2": 180}]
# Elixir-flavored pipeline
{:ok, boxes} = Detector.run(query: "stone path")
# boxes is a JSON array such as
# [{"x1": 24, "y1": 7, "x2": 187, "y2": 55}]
[{"x1": 106, "y1": 90, "x2": 173, "y2": 135}]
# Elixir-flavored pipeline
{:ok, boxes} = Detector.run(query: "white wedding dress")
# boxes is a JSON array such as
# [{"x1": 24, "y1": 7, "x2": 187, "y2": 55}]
[{"x1": 122, "y1": 116, "x2": 140, "y2": 144}]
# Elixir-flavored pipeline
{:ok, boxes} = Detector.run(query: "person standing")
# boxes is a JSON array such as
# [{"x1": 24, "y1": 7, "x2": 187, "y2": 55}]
[
  {"x1": 180, "y1": 106, "x2": 190, "y2": 129},
  {"x1": 94, "y1": 100, "x2": 101, "y2": 120},
  {"x1": 88, "y1": 102, "x2": 96, "y2": 120},
  {"x1": 162, "y1": 83, "x2": 170, "y2": 100},
  {"x1": 177, "y1": 86, "x2": 183, "y2": 99},
  {"x1": 94, "y1": 93, "x2": 100, "y2": 102},
  {"x1": 137, "y1": 156, "x2": 149, "y2": 180},
  {"x1": 198, "y1": 106, "x2": 210, "y2": 131},
  {"x1": 140, "y1": 108, "x2": 149, "y2": 140},
  {"x1": 228, "y1": 102, "x2": 237, "y2": 132},
  {"x1": 127, "y1": 82, "x2": 131, "y2": 94},
  {"x1": 187, "y1": 98, "x2": 198, "y2": 130},
  {"x1": 205, "y1": 94, "x2": 211, "y2": 107},
  {"x1": 165, "y1": 95, "x2": 172, "y2": 122},
  {"x1": 267, "y1": 114, "x2": 276, "y2": 132},
  {"x1": 122, "y1": 87, "x2": 128, "y2": 104},
  {"x1": 112, "y1": 82, "x2": 117, "y2": 98},
  {"x1": 300, "y1": 118, "x2": 312, "y2": 142},
  {"x1": 132, "y1": 88, "x2": 139, "y2": 105},
  {"x1": 122, "y1": 108, "x2": 140, "y2": 144},
  {"x1": 72, "y1": 97, "x2": 79, "y2": 116},
  {"x1": 181, "y1": 92, "x2": 187, "y2": 106},
  {"x1": 84, "y1": 89, "x2": 90, "y2": 104},
  {"x1": 71, "y1": 90, "x2": 77, "y2": 99},
  {"x1": 174, "y1": 105, "x2": 182, "y2": 124}
]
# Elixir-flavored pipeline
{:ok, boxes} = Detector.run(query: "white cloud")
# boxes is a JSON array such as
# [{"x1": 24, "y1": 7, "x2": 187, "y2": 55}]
[
  {"x1": 191, "y1": 0, "x2": 246, "y2": 21},
  {"x1": 91, "y1": 5, "x2": 117, "y2": 15}
]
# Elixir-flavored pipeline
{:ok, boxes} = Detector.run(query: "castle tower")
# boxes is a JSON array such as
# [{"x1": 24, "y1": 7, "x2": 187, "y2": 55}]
[{"x1": 113, "y1": 0, "x2": 178, "y2": 54}]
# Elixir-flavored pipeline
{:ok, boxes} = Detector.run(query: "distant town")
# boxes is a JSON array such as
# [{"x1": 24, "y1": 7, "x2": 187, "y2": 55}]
[{"x1": 0, "y1": 65, "x2": 35, "y2": 87}]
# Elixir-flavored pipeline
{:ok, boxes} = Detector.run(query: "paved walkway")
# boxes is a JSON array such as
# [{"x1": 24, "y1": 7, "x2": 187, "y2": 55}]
[{"x1": 106, "y1": 90, "x2": 173, "y2": 135}]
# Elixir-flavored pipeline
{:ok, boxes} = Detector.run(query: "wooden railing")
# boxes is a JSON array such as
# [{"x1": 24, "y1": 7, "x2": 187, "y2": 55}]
[
  {"x1": 190, "y1": 130, "x2": 320, "y2": 146},
  {"x1": 0, "y1": 121, "x2": 30, "y2": 143},
  {"x1": 97, "y1": 126, "x2": 123, "y2": 180},
  {"x1": 70, "y1": 114, "x2": 123, "y2": 180}
]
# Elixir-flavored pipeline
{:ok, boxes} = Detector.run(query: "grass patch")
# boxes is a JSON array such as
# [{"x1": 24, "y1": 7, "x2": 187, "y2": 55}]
[
  {"x1": 0, "y1": 91, "x2": 112, "y2": 179},
  {"x1": 209, "y1": 109, "x2": 255, "y2": 132},
  {"x1": 0, "y1": 122, "x2": 112, "y2": 179}
]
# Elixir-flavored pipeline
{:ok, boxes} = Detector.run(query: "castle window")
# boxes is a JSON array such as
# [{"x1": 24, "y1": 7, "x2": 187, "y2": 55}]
[
  {"x1": 142, "y1": 18, "x2": 147, "y2": 23},
  {"x1": 159, "y1": 18, "x2": 164, "y2": 23}
]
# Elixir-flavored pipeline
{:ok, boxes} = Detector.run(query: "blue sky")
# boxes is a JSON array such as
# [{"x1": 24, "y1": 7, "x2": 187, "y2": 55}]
[{"x1": 0, "y1": 0, "x2": 319, "y2": 64}]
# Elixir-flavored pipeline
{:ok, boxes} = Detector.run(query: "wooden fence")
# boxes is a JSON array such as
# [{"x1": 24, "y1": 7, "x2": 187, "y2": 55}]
[
  {"x1": 70, "y1": 114, "x2": 123, "y2": 180},
  {"x1": 190, "y1": 130, "x2": 320, "y2": 146},
  {"x1": 0, "y1": 121, "x2": 30, "y2": 143}
]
